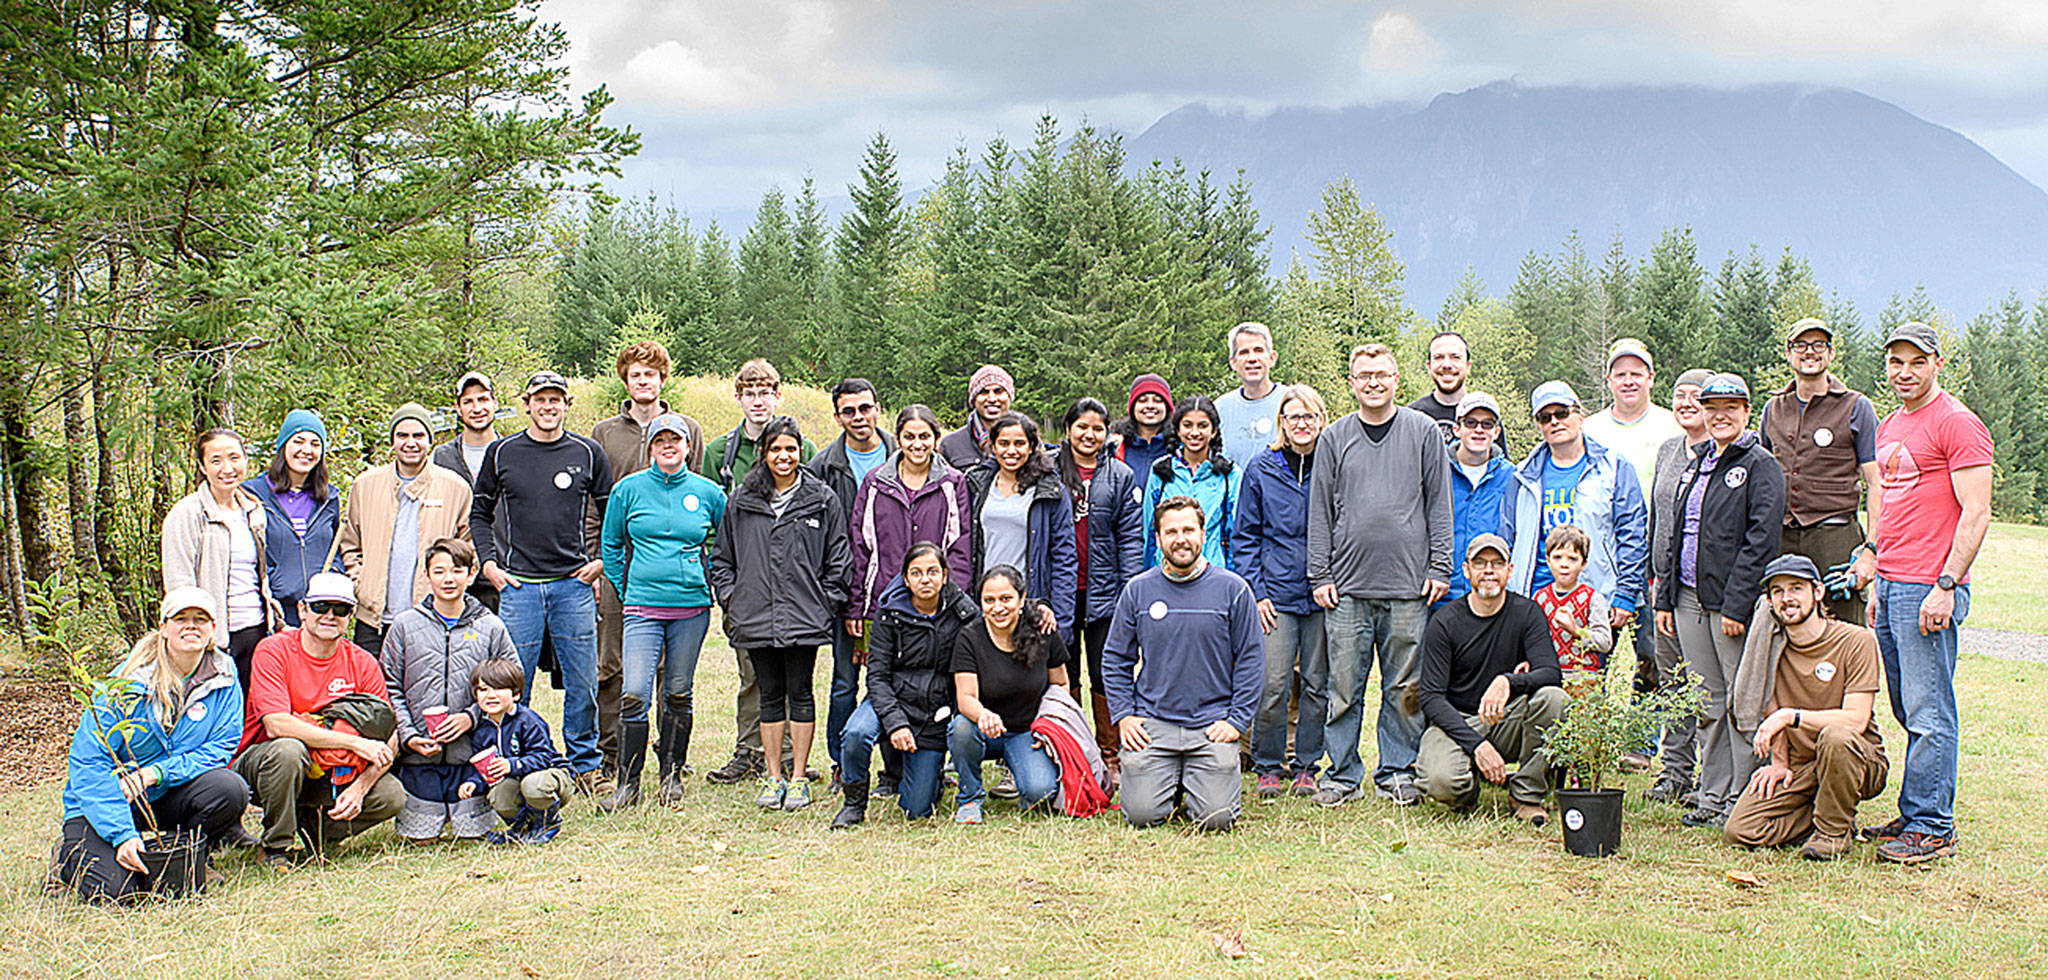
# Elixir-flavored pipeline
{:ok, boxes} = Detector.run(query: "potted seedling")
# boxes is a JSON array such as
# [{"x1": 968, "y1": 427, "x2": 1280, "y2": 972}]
[
  {"x1": 1543, "y1": 660, "x2": 1705, "y2": 857},
  {"x1": 63, "y1": 652, "x2": 208, "y2": 898}
]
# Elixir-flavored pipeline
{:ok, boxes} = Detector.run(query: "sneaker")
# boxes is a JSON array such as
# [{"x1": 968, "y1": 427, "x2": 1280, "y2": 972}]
[
  {"x1": 1800, "y1": 832, "x2": 1852, "y2": 861},
  {"x1": 1644, "y1": 779, "x2": 1691, "y2": 806},
  {"x1": 754, "y1": 778, "x2": 787, "y2": 810},
  {"x1": 708, "y1": 753, "x2": 764, "y2": 785},
  {"x1": 954, "y1": 801, "x2": 984, "y2": 825},
  {"x1": 1877, "y1": 831, "x2": 1956, "y2": 865},
  {"x1": 989, "y1": 769, "x2": 1019, "y2": 800},
  {"x1": 1255, "y1": 774, "x2": 1286, "y2": 800},
  {"x1": 783, "y1": 778, "x2": 812, "y2": 811},
  {"x1": 1375, "y1": 776, "x2": 1421, "y2": 806},
  {"x1": 1618, "y1": 751, "x2": 1654, "y2": 773},
  {"x1": 1291, "y1": 772, "x2": 1317, "y2": 797},
  {"x1": 1860, "y1": 814, "x2": 1908, "y2": 843},
  {"x1": 1311, "y1": 782, "x2": 1368, "y2": 808},
  {"x1": 1679, "y1": 806, "x2": 1725, "y2": 829}
]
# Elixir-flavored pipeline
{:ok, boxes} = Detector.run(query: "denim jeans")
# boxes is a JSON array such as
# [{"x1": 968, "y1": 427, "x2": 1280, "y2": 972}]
[
  {"x1": 500, "y1": 576, "x2": 600, "y2": 774},
  {"x1": 620, "y1": 613, "x2": 711, "y2": 723},
  {"x1": 1874, "y1": 576, "x2": 1969, "y2": 837},
  {"x1": 825, "y1": 619, "x2": 860, "y2": 767},
  {"x1": 1252, "y1": 609, "x2": 1328, "y2": 776},
  {"x1": 1322, "y1": 596, "x2": 1425, "y2": 791},
  {"x1": 946, "y1": 715, "x2": 1059, "y2": 809},
  {"x1": 840, "y1": 701, "x2": 946, "y2": 818}
]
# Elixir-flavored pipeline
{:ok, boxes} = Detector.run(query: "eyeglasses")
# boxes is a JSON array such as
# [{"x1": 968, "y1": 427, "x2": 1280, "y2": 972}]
[
  {"x1": 1787, "y1": 340, "x2": 1832, "y2": 353},
  {"x1": 1282, "y1": 413, "x2": 1321, "y2": 425},
  {"x1": 1535, "y1": 408, "x2": 1574, "y2": 425},
  {"x1": 1468, "y1": 558, "x2": 1507, "y2": 571},
  {"x1": 1458, "y1": 417, "x2": 1498, "y2": 431},
  {"x1": 836, "y1": 403, "x2": 879, "y2": 417},
  {"x1": 737, "y1": 388, "x2": 778, "y2": 402},
  {"x1": 1349, "y1": 371, "x2": 1396, "y2": 384},
  {"x1": 307, "y1": 601, "x2": 354, "y2": 618}
]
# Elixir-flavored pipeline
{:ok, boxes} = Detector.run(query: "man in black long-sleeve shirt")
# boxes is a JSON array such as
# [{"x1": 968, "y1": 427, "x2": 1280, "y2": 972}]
[{"x1": 1415, "y1": 533, "x2": 1569, "y2": 824}]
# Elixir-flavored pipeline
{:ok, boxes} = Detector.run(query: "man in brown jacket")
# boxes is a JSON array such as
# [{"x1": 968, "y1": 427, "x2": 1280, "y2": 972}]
[
  {"x1": 335, "y1": 404, "x2": 473, "y2": 655},
  {"x1": 588, "y1": 340, "x2": 706, "y2": 783},
  {"x1": 1757, "y1": 317, "x2": 1881, "y2": 624}
]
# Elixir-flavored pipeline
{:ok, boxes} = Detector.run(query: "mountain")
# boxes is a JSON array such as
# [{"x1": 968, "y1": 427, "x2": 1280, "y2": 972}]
[{"x1": 1125, "y1": 81, "x2": 2048, "y2": 315}]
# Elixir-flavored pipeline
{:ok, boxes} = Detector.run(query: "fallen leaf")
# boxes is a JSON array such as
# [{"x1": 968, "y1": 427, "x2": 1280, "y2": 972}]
[
  {"x1": 1388, "y1": 840, "x2": 1407, "y2": 853},
  {"x1": 1726, "y1": 870, "x2": 1764, "y2": 889},
  {"x1": 743, "y1": 948, "x2": 769, "y2": 958},
  {"x1": 711, "y1": 841, "x2": 729, "y2": 854},
  {"x1": 1213, "y1": 931, "x2": 1249, "y2": 959},
  {"x1": 520, "y1": 965, "x2": 542, "y2": 978},
  {"x1": 689, "y1": 864, "x2": 710, "y2": 875}
]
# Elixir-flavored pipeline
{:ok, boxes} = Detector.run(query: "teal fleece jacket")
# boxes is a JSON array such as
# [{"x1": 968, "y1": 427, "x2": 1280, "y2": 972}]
[{"x1": 602, "y1": 465, "x2": 728, "y2": 609}]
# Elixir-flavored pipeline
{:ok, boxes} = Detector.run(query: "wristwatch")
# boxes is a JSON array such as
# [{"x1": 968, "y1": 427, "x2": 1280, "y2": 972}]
[{"x1": 1936, "y1": 574, "x2": 1957, "y2": 591}]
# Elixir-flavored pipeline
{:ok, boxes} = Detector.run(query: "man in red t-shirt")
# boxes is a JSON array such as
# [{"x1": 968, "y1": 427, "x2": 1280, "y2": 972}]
[
  {"x1": 1848, "y1": 321, "x2": 1993, "y2": 865},
  {"x1": 232, "y1": 573, "x2": 404, "y2": 867}
]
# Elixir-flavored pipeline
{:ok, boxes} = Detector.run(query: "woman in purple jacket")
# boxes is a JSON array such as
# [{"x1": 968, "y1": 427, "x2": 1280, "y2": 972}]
[{"x1": 846, "y1": 405, "x2": 976, "y2": 632}]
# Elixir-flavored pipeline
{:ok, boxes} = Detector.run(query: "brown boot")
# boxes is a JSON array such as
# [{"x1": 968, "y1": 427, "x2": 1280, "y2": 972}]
[
  {"x1": 1089, "y1": 689, "x2": 1118, "y2": 770},
  {"x1": 1800, "y1": 831, "x2": 1852, "y2": 861}
]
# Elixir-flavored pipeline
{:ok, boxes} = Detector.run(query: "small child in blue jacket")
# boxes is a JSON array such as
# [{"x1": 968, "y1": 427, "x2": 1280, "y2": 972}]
[{"x1": 458, "y1": 659, "x2": 572, "y2": 844}]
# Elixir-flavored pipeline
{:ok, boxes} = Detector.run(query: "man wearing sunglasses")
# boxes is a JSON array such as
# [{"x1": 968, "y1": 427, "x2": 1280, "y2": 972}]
[
  {"x1": 234, "y1": 573, "x2": 404, "y2": 867},
  {"x1": 1499, "y1": 381, "x2": 1649, "y2": 643},
  {"x1": 1441, "y1": 393, "x2": 1517, "y2": 608},
  {"x1": 809, "y1": 377, "x2": 895, "y2": 787},
  {"x1": 1756, "y1": 318, "x2": 1881, "y2": 627}
]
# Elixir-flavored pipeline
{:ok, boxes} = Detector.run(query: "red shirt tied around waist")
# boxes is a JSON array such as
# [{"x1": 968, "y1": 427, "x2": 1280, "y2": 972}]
[{"x1": 1873, "y1": 392, "x2": 1993, "y2": 585}]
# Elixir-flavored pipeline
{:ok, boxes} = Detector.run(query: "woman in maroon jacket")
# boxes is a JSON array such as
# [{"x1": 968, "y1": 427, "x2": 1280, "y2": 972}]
[{"x1": 846, "y1": 405, "x2": 975, "y2": 632}]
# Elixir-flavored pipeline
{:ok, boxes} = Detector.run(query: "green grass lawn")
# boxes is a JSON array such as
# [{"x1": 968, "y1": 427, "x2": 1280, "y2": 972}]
[
  {"x1": 4, "y1": 631, "x2": 2047, "y2": 978},
  {"x1": 1964, "y1": 522, "x2": 2048, "y2": 634}
]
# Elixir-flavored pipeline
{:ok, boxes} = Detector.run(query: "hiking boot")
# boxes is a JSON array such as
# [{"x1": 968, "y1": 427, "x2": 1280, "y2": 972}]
[
  {"x1": 1877, "y1": 831, "x2": 1956, "y2": 865},
  {"x1": 708, "y1": 752, "x2": 764, "y2": 785},
  {"x1": 221, "y1": 823, "x2": 262, "y2": 851},
  {"x1": 1680, "y1": 806, "x2": 1725, "y2": 829},
  {"x1": 1291, "y1": 772, "x2": 1317, "y2": 797},
  {"x1": 783, "y1": 778, "x2": 813, "y2": 811},
  {"x1": 524, "y1": 805, "x2": 563, "y2": 844},
  {"x1": 259, "y1": 847, "x2": 297, "y2": 871},
  {"x1": 1375, "y1": 775, "x2": 1421, "y2": 806},
  {"x1": 754, "y1": 778, "x2": 787, "y2": 810},
  {"x1": 1618, "y1": 751, "x2": 1654, "y2": 773},
  {"x1": 1312, "y1": 782, "x2": 1368, "y2": 808},
  {"x1": 1801, "y1": 832, "x2": 1852, "y2": 861},
  {"x1": 954, "y1": 801, "x2": 984, "y2": 825},
  {"x1": 1860, "y1": 814, "x2": 1908, "y2": 843},
  {"x1": 486, "y1": 804, "x2": 538, "y2": 845},
  {"x1": 831, "y1": 781, "x2": 868, "y2": 830},
  {"x1": 1513, "y1": 802, "x2": 1549, "y2": 827},
  {"x1": 1255, "y1": 774, "x2": 1286, "y2": 800},
  {"x1": 1644, "y1": 778, "x2": 1691, "y2": 806}
]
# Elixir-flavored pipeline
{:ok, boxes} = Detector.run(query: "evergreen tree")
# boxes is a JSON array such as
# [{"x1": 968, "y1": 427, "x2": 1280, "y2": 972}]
[{"x1": 833, "y1": 131, "x2": 909, "y2": 389}]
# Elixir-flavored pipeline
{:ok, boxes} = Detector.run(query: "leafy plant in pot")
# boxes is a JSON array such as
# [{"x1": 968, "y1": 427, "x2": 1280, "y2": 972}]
[
  {"x1": 1543, "y1": 659, "x2": 1706, "y2": 857},
  {"x1": 61, "y1": 646, "x2": 210, "y2": 899}
]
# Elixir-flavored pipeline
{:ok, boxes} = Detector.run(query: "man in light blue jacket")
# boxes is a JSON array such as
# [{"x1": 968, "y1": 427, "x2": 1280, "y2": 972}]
[{"x1": 1499, "y1": 381, "x2": 1649, "y2": 626}]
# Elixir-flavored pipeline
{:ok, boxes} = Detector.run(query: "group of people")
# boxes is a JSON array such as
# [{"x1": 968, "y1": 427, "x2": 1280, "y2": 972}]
[{"x1": 55, "y1": 315, "x2": 1990, "y2": 902}]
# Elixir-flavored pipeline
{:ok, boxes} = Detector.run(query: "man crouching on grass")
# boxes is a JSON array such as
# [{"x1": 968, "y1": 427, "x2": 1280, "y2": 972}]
[{"x1": 1723, "y1": 555, "x2": 1887, "y2": 860}]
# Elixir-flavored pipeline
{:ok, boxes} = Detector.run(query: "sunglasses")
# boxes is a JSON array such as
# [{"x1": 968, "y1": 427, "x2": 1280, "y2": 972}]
[
  {"x1": 308, "y1": 601, "x2": 354, "y2": 618},
  {"x1": 1535, "y1": 408, "x2": 1574, "y2": 425},
  {"x1": 1459, "y1": 417, "x2": 1498, "y2": 431},
  {"x1": 836, "y1": 402, "x2": 879, "y2": 417}
]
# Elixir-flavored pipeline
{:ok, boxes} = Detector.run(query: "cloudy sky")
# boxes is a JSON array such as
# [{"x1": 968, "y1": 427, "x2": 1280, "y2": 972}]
[{"x1": 549, "y1": 1, "x2": 2048, "y2": 220}]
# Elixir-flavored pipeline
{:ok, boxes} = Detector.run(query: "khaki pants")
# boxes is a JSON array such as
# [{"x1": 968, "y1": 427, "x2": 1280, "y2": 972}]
[
  {"x1": 1724, "y1": 726, "x2": 1888, "y2": 847},
  {"x1": 1416, "y1": 687, "x2": 1569, "y2": 808},
  {"x1": 1780, "y1": 519, "x2": 1868, "y2": 627},
  {"x1": 234, "y1": 738, "x2": 405, "y2": 851},
  {"x1": 486, "y1": 767, "x2": 574, "y2": 820},
  {"x1": 596, "y1": 577, "x2": 624, "y2": 769}
]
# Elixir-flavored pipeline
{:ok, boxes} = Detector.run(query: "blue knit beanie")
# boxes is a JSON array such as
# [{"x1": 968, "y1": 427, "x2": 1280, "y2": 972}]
[{"x1": 275, "y1": 409, "x2": 330, "y2": 453}]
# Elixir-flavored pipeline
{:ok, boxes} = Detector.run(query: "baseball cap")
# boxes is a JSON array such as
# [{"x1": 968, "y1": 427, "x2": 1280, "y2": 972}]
[
  {"x1": 1466, "y1": 533, "x2": 1510, "y2": 562},
  {"x1": 1455, "y1": 392, "x2": 1502, "y2": 421},
  {"x1": 1606, "y1": 337, "x2": 1654, "y2": 372},
  {"x1": 1673, "y1": 368, "x2": 1713, "y2": 391},
  {"x1": 644, "y1": 412, "x2": 693, "y2": 446},
  {"x1": 303, "y1": 572, "x2": 357, "y2": 607},
  {"x1": 1785, "y1": 316, "x2": 1833, "y2": 342},
  {"x1": 1699, "y1": 373, "x2": 1751, "y2": 403},
  {"x1": 455, "y1": 371, "x2": 492, "y2": 399},
  {"x1": 1530, "y1": 380, "x2": 1581, "y2": 416},
  {"x1": 1884, "y1": 321, "x2": 1941, "y2": 356},
  {"x1": 1761, "y1": 554, "x2": 1822, "y2": 585},
  {"x1": 158, "y1": 586, "x2": 216, "y2": 624},
  {"x1": 523, "y1": 370, "x2": 570, "y2": 398}
]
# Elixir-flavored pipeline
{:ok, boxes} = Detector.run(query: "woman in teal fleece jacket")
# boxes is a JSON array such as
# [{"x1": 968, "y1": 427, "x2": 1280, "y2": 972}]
[
  {"x1": 598, "y1": 414, "x2": 728, "y2": 810},
  {"x1": 55, "y1": 588, "x2": 249, "y2": 904}
]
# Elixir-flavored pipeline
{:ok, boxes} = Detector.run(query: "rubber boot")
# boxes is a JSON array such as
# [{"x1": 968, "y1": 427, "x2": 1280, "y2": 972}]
[
  {"x1": 1090, "y1": 689, "x2": 1119, "y2": 770},
  {"x1": 486, "y1": 805, "x2": 536, "y2": 845},
  {"x1": 832, "y1": 781, "x2": 868, "y2": 830},
  {"x1": 597, "y1": 718, "x2": 648, "y2": 813},
  {"x1": 525, "y1": 804, "x2": 563, "y2": 844},
  {"x1": 656, "y1": 695, "x2": 692, "y2": 806}
]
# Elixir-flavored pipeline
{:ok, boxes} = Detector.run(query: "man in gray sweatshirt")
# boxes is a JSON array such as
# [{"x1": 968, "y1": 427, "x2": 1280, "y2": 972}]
[{"x1": 1308, "y1": 343, "x2": 1454, "y2": 806}]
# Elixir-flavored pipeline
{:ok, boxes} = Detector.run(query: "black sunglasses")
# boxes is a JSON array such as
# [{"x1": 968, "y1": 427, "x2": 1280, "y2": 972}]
[{"x1": 308, "y1": 601, "x2": 354, "y2": 618}]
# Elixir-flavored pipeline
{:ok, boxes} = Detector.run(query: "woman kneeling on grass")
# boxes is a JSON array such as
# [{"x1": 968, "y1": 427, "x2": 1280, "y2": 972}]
[
  {"x1": 711, "y1": 417, "x2": 853, "y2": 813},
  {"x1": 947, "y1": 566, "x2": 1069, "y2": 823},
  {"x1": 54, "y1": 587, "x2": 249, "y2": 904},
  {"x1": 833, "y1": 543, "x2": 977, "y2": 827}
]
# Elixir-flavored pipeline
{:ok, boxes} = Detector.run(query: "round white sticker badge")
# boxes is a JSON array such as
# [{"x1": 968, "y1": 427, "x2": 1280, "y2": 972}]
[
  {"x1": 1724, "y1": 467, "x2": 1748, "y2": 489},
  {"x1": 1813, "y1": 427, "x2": 1834, "y2": 447},
  {"x1": 553, "y1": 471, "x2": 573, "y2": 490},
  {"x1": 1257, "y1": 416, "x2": 1274, "y2": 434},
  {"x1": 1564, "y1": 808, "x2": 1585, "y2": 832},
  {"x1": 1148, "y1": 600, "x2": 1169, "y2": 621},
  {"x1": 683, "y1": 494, "x2": 701, "y2": 512},
  {"x1": 186, "y1": 702, "x2": 207, "y2": 723},
  {"x1": 1815, "y1": 661, "x2": 1837, "y2": 682}
]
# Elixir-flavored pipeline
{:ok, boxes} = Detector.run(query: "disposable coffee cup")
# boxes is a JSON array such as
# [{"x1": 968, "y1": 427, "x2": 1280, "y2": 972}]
[
  {"x1": 423, "y1": 706, "x2": 450, "y2": 733},
  {"x1": 471, "y1": 747, "x2": 502, "y2": 784}
]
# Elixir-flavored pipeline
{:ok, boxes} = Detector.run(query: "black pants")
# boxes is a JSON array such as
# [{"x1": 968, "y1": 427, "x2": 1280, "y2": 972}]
[
  {"x1": 54, "y1": 768, "x2": 248, "y2": 904},
  {"x1": 352, "y1": 620, "x2": 386, "y2": 657},
  {"x1": 228, "y1": 626, "x2": 268, "y2": 699},
  {"x1": 750, "y1": 645, "x2": 817, "y2": 724},
  {"x1": 1068, "y1": 617, "x2": 1112, "y2": 695}
]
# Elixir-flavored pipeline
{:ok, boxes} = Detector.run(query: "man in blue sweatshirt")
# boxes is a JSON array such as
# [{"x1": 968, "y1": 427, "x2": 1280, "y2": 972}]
[{"x1": 1104, "y1": 495, "x2": 1265, "y2": 831}]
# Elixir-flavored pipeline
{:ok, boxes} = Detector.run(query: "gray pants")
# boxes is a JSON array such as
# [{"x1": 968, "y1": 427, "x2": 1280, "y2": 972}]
[
  {"x1": 1675, "y1": 587, "x2": 1754, "y2": 813},
  {"x1": 233, "y1": 738, "x2": 405, "y2": 851},
  {"x1": 1416, "y1": 687, "x2": 1569, "y2": 808},
  {"x1": 486, "y1": 767, "x2": 574, "y2": 820},
  {"x1": 1120, "y1": 723, "x2": 1242, "y2": 831},
  {"x1": 1653, "y1": 621, "x2": 1697, "y2": 790}
]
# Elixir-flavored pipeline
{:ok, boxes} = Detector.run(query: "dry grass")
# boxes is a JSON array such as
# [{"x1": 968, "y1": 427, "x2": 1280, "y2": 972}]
[{"x1": 1965, "y1": 522, "x2": 2048, "y2": 634}]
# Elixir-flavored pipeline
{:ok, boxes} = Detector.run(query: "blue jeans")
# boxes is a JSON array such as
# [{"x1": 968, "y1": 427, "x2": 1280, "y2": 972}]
[
  {"x1": 840, "y1": 702, "x2": 946, "y2": 818},
  {"x1": 620, "y1": 614, "x2": 711, "y2": 723},
  {"x1": 1252, "y1": 609, "x2": 1328, "y2": 776},
  {"x1": 825, "y1": 619, "x2": 859, "y2": 767},
  {"x1": 1874, "y1": 577, "x2": 1969, "y2": 837},
  {"x1": 946, "y1": 715, "x2": 1059, "y2": 809},
  {"x1": 500, "y1": 576, "x2": 600, "y2": 774},
  {"x1": 1322, "y1": 596, "x2": 1425, "y2": 791}
]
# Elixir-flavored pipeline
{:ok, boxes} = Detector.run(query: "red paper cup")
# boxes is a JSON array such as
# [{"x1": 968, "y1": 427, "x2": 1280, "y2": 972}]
[
  {"x1": 471, "y1": 747, "x2": 502, "y2": 784},
  {"x1": 423, "y1": 706, "x2": 449, "y2": 733}
]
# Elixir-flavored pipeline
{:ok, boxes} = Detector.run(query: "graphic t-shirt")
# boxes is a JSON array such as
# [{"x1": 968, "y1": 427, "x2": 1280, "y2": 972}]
[
  {"x1": 1874, "y1": 392, "x2": 1995, "y2": 584},
  {"x1": 240, "y1": 629, "x2": 390, "y2": 752},
  {"x1": 951, "y1": 622, "x2": 1070, "y2": 732},
  {"x1": 276, "y1": 487, "x2": 317, "y2": 536},
  {"x1": 1073, "y1": 464, "x2": 1096, "y2": 595},
  {"x1": 1531, "y1": 454, "x2": 1589, "y2": 591},
  {"x1": 1772, "y1": 621, "x2": 1884, "y2": 765}
]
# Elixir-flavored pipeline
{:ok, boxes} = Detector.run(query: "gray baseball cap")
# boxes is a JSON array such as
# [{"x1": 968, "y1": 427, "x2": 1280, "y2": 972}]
[
  {"x1": 523, "y1": 370, "x2": 570, "y2": 397},
  {"x1": 1761, "y1": 554, "x2": 1822, "y2": 585},
  {"x1": 1530, "y1": 380, "x2": 1581, "y2": 416},
  {"x1": 1466, "y1": 533, "x2": 1510, "y2": 562},
  {"x1": 644, "y1": 412, "x2": 693, "y2": 446},
  {"x1": 1884, "y1": 321, "x2": 1941, "y2": 356},
  {"x1": 1455, "y1": 391, "x2": 1502, "y2": 421}
]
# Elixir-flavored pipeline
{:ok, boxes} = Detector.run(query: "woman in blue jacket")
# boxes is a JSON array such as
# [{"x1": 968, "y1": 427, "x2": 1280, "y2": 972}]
[
  {"x1": 1051, "y1": 397, "x2": 1143, "y2": 771},
  {"x1": 599, "y1": 414, "x2": 728, "y2": 812},
  {"x1": 966, "y1": 413, "x2": 1078, "y2": 647},
  {"x1": 54, "y1": 587, "x2": 248, "y2": 904},
  {"x1": 245, "y1": 409, "x2": 339, "y2": 628},
  {"x1": 1230, "y1": 385, "x2": 1330, "y2": 798},
  {"x1": 1141, "y1": 395, "x2": 1239, "y2": 570}
]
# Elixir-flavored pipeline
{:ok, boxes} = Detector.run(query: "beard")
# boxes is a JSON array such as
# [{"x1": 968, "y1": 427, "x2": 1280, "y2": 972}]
[{"x1": 1773, "y1": 603, "x2": 1815, "y2": 628}]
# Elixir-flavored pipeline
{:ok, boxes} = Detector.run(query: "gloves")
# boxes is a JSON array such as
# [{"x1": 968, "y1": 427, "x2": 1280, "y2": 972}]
[{"x1": 1821, "y1": 561, "x2": 1861, "y2": 601}]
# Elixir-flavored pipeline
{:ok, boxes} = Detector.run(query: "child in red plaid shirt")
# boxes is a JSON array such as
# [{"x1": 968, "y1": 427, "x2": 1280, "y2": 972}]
[{"x1": 1531, "y1": 526, "x2": 1614, "y2": 673}]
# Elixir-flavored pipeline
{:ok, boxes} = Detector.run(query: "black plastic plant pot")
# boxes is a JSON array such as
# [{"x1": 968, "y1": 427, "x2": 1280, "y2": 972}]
[
  {"x1": 139, "y1": 829, "x2": 208, "y2": 898},
  {"x1": 1557, "y1": 788, "x2": 1625, "y2": 857}
]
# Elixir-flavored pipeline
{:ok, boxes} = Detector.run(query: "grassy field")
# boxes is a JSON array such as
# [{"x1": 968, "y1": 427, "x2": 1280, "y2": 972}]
[
  {"x1": 4, "y1": 628, "x2": 2047, "y2": 978},
  {"x1": 1962, "y1": 521, "x2": 2048, "y2": 634}
]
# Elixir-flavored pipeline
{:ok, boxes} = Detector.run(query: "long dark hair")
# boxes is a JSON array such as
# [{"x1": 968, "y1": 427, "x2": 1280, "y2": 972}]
[
  {"x1": 192, "y1": 427, "x2": 246, "y2": 484},
  {"x1": 1156, "y1": 395, "x2": 1232, "y2": 482},
  {"x1": 986, "y1": 412, "x2": 1056, "y2": 490},
  {"x1": 1055, "y1": 397, "x2": 1111, "y2": 501},
  {"x1": 894, "y1": 404, "x2": 941, "y2": 441},
  {"x1": 976, "y1": 564, "x2": 1043, "y2": 666},
  {"x1": 740, "y1": 417, "x2": 806, "y2": 498},
  {"x1": 266, "y1": 441, "x2": 331, "y2": 502}
]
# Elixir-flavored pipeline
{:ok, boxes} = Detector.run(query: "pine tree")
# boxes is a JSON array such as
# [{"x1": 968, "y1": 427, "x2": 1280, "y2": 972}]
[{"x1": 833, "y1": 131, "x2": 909, "y2": 389}]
